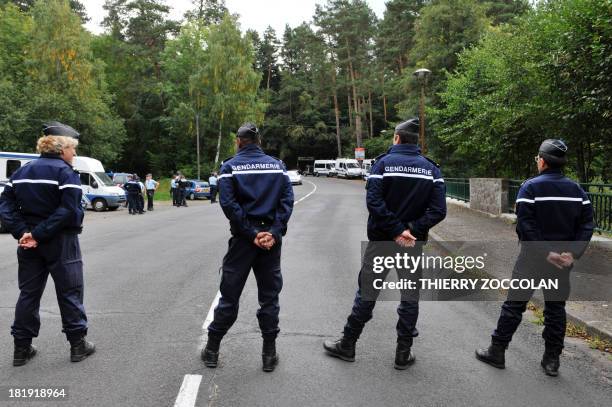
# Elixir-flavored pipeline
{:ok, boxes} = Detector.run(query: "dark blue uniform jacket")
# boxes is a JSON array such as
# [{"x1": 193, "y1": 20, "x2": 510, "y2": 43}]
[
  {"x1": 218, "y1": 144, "x2": 294, "y2": 242},
  {"x1": 0, "y1": 154, "x2": 83, "y2": 242},
  {"x1": 515, "y1": 169, "x2": 593, "y2": 257},
  {"x1": 366, "y1": 144, "x2": 446, "y2": 241}
]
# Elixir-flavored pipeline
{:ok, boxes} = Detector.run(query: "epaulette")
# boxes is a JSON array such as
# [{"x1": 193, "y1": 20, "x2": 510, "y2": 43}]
[
  {"x1": 372, "y1": 152, "x2": 387, "y2": 165},
  {"x1": 423, "y1": 155, "x2": 440, "y2": 168},
  {"x1": 220, "y1": 156, "x2": 234, "y2": 166}
]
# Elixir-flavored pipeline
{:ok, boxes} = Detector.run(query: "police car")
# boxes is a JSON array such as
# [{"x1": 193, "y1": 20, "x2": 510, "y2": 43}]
[{"x1": 287, "y1": 170, "x2": 302, "y2": 185}]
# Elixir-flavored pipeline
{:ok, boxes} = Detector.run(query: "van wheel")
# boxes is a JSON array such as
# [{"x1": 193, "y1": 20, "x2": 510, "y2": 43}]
[{"x1": 92, "y1": 198, "x2": 107, "y2": 212}]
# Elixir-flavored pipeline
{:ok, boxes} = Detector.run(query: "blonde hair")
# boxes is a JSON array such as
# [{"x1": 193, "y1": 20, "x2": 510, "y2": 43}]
[{"x1": 36, "y1": 135, "x2": 79, "y2": 154}]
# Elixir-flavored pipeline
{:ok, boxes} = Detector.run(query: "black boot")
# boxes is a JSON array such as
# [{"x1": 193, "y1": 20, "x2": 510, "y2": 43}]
[
  {"x1": 201, "y1": 335, "x2": 221, "y2": 368},
  {"x1": 262, "y1": 339, "x2": 279, "y2": 372},
  {"x1": 70, "y1": 339, "x2": 96, "y2": 362},
  {"x1": 541, "y1": 349, "x2": 560, "y2": 377},
  {"x1": 323, "y1": 336, "x2": 356, "y2": 362},
  {"x1": 13, "y1": 344, "x2": 37, "y2": 367},
  {"x1": 475, "y1": 342, "x2": 506, "y2": 369},
  {"x1": 394, "y1": 338, "x2": 415, "y2": 370}
]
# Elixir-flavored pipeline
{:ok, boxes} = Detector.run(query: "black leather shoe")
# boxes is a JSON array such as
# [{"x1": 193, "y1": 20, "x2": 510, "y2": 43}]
[
  {"x1": 201, "y1": 346, "x2": 219, "y2": 368},
  {"x1": 13, "y1": 345, "x2": 37, "y2": 367},
  {"x1": 475, "y1": 343, "x2": 506, "y2": 369},
  {"x1": 541, "y1": 352, "x2": 560, "y2": 377},
  {"x1": 262, "y1": 340, "x2": 278, "y2": 372},
  {"x1": 70, "y1": 339, "x2": 96, "y2": 362},
  {"x1": 394, "y1": 343, "x2": 415, "y2": 370},
  {"x1": 323, "y1": 337, "x2": 356, "y2": 362}
]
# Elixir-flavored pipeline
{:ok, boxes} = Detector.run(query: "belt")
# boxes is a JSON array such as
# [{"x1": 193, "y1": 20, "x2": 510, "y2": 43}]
[{"x1": 248, "y1": 218, "x2": 273, "y2": 227}]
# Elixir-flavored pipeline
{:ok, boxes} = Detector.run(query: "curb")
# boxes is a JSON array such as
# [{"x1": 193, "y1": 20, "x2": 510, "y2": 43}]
[{"x1": 428, "y1": 231, "x2": 612, "y2": 343}]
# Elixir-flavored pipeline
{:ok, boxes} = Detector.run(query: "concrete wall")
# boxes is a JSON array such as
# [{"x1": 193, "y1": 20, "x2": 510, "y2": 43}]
[{"x1": 469, "y1": 178, "x2": 508, "y2": 215}]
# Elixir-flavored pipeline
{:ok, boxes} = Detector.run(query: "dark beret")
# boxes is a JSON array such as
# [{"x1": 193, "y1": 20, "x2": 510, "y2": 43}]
[{"x1": 42, "y1": 121, "x2": 80, "y2": 139}]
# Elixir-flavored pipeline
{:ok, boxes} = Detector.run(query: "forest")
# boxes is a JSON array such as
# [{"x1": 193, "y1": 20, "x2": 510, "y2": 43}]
[{"x1": 0, "y1": 0, "x2": 609, "y2": 182}]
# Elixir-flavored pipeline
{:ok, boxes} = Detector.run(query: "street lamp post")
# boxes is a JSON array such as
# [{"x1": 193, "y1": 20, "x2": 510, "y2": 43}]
[{"x1": 413, "y1": 68, "x2": 431, "y2": 154}]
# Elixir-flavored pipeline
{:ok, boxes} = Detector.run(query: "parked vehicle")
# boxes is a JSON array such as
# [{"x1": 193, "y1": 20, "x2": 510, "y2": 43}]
[
  {"x1": 335, "y1": 158, "x2": 363, "y2": 179},
  {"x1": 185, "y1": 180, "x2": 211, "y2": 200},
  {"x1": 287, "y1": 170, "x2": 302, "y2": 185},
  {"x1": 313, "y1": 160, "x2": 336, "y2": 177},
  {"x1": 111, "y1": 172, "x2": 132, "y2": 188},
  {"x1": 362, "y1": 159, "x2": 373, "y2": 180},
  {"x1": 0, "y1": 152, "x2": 126, "y2": 212}
]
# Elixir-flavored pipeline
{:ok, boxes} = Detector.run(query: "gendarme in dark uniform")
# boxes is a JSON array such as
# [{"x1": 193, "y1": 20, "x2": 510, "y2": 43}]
[
  {"x1": 476, "y1": 139, "x2": 594, "y2": 377},
  {"x1": 0, "y1": 122, "x2": 95, "y2": 366},
  {"x1": 323, "y1": 118, "x2": 447, "y2": 369},
  {"x1": 202, "y1": 123, "x2": 294, "y2": 372}
]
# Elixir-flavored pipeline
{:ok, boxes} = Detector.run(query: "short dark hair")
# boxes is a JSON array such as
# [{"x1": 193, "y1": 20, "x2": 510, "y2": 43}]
[
  {"x1": 540, "y1": 154, "x2": 565, "y2": 169},
  {"x1": 237, "y1": 134, "x2": 260, "y2": 145},
  {"x1": 395, "y1": 130, "x2": 419, "y2": 145}
]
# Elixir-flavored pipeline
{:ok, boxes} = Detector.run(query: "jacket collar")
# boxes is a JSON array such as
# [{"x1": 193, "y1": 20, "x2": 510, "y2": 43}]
[
  {"x1": 40, "y1": 153, "x2": 73, "y2": 168},
  {"x1": 236, "y1": 144, "x2": 264, "y2": 156},
  {"x1": 388, "y1": 144, "x2": 421, "y2": 155},
  {"x1": 540, "y1": 168, "x2": 563, "y2": 176}
]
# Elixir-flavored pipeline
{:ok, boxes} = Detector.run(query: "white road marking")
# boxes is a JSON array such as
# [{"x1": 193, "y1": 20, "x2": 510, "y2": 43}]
[
  {"x1": 173, "y1": 374, "x2": 202, "y2": 407},
  {"x1": 203, "y1": 291, "x2": 221, "y2": 330},
  {"x1": 294, "y1": 179, "x2": 317, "y2": 205}
]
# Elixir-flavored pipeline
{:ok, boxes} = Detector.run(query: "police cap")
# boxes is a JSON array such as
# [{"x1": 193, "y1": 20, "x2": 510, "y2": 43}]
[
  {"x1": 236, "y1": 122, "x2": 259, "y2": 139},
  {"x1": 42, "y1": 121, "x2": 80, "y2": 139},
  {"x1": 395, "y1": 118, "x2": 419, "y2": 136},
  {"x1": 538, "y1": 139, "x2": 568, "y2": 166}
]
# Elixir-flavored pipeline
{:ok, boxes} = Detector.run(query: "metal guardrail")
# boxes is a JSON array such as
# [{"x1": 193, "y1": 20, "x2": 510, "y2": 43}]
[{"x1": 445, "y1": 178, "x2": 470, "y2": 202}]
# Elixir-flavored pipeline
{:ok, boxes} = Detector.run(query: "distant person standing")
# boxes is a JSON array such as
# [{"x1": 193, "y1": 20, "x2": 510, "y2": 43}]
[
  {"x1": 177, "y1": 175, "x2": 188, "y2": 207},
  {"x1": 145, "y1": 174, "x2": 159, "y2": 211},
  {"x1": 135, "y1": 175, "x2": 145, "y2": 214},
  {"x1": 124, "y1": 175, "x2": 141, "y2": 215},
  {"x1": 171, "y1": 174, "x2": 178, "y2": 207},
  {"x1": 208, "y1": 172, "x2": 218, "y2": 204},
  {"x1": 0, "y1": 121, "x2": 95, "y2": 366}
]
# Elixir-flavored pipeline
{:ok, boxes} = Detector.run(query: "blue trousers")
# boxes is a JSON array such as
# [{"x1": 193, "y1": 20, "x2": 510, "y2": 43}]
[
  {"x1": 208, "y1": 236, "x2": 283, "y2": 340},
  {"x1": 12, "y1": 233, "x2": 88, "y2": 346},
  {"x1": 343, "y1": 241, "x2": 421, "y2": 341},
  {"x1": 492, "y1": 256, "x2": 570, "y2": 353}
]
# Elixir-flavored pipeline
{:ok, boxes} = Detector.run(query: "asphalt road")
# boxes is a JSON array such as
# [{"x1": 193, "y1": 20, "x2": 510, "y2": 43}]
[{"x1": 0, "y1": 177, "x2": 610, "y2": 407}]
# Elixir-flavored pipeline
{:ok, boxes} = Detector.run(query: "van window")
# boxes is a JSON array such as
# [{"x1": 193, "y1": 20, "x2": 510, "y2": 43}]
[
  {"x1": 7, "y1": 160, "x2": 21, "y2": 178},
  {"x1": 315, "y1": 163, "x2": 324, "y2": 169},
  {"x1": 80, "y1": 173, "x2": 91, "y2": 186}
]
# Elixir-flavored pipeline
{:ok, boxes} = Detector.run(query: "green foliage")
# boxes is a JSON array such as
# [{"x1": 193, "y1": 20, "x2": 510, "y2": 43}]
[
  {"x1": 432, "y1": 0, "x2": 611, "y2": 181},
  {"x1": 0, "y1": 0, "x2": 125, "y2": 163}
]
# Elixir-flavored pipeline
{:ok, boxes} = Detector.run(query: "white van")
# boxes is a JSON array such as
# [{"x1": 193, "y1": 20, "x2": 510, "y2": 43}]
[
  {"x1": 335, "y1": 158, "x2": 363, "y2": 179},
  {"x1": 313, "y1": 160, "x2": 336, "y2": 177},
  {"x1": 362, "y1": 159, "x2": 373, "y2": 180},
  {"x1": 0, "y1": 152, "x2": 126, "y2": 212}
]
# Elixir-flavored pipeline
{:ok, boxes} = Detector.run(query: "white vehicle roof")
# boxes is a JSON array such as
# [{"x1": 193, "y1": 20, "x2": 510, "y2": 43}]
[
  {"x1": 314, "y1": 159, "x2": 336, "y2": 164},
  {"x1": 73, "y1": 156, "x2": 105, "y2": 173}
]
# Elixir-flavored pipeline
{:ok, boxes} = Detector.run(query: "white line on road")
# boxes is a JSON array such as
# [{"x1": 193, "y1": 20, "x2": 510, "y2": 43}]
[
  {"x1": 203, "y1": 291, "x2": 221, "y2": 330},
  {"x1": 173, "y1": 374, "x2": 202, "y2": 407},
  {"x1": 294, "y1": 179, "x2": 317, "y2": 205}
]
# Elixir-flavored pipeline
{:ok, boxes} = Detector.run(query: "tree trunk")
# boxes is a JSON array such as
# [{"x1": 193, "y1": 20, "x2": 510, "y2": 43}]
[
  {"x1": 266, "y1": 63, "x2": 272, "y2": 92},
  {"x1": 368, "y1": 91, "x2": 373, "y2": 139},
  {"x1": 381, "y1": 74, "x2": 387, "y2": 124},
  {"x1": 214, "y1": 115, "x2": 223, "y2": 166},
  {"x1": 346, "y1": 40, "x2": 362, "y2": 147},
  {"x1": 347, "y1": 92, "x2": 353, "y2": 130},
  {"x1": 331, "y1": 65, "x2": 341, "y2": 158},
  {"x1": 195, "y1": 112, "x2": 200, "y2": 180}
]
